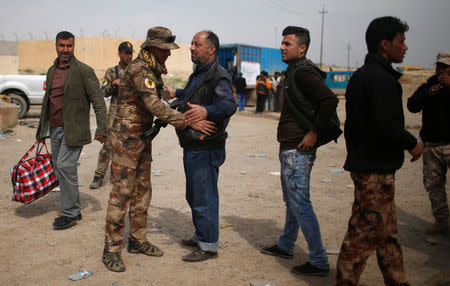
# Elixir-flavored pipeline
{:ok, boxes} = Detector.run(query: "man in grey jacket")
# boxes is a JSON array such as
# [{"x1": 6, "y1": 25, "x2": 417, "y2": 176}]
[{"x1": 36, "y1": 31, "x2": 107, "y2": 230}]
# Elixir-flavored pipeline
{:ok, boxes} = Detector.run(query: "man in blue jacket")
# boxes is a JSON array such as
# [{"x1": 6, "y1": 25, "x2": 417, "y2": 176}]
[
  {"x1": 336, "y1": 17, "x2": 423, "y2": 286},
  {"x1": 166, "y1": 30, "x2": 237, "y2": 262}
]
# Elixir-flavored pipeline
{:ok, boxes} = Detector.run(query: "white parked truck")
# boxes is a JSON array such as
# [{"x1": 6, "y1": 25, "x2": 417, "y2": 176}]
[{"x1": 0, "y1": 75, "x2": 46, "y2": 118}]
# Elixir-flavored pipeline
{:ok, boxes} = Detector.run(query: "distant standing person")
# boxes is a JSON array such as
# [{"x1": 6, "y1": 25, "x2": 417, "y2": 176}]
[
  {"x1": 36, "y1": 31, "x2": 107, "y2": 230},
  {"x1": 233, "y1": 72, "x2": 247, "y2": 111},
  {"x1": 336, "y1": 16, "x2": 423, "y2": 285},
  {"x1": 261, "y1": 26, "x2": 341, "y2": 277},
  {"x1": 272, "y1": 71, "x2": 281, "y2": 111},
  {"x1": 255, "y1": 71, "x2": 271, "y2": 113},
  {"x1": 90, "y1": 42, "x2": 134, "y2": 189},
  {"x1": 407, "y1": 52, "x2": 450, "y2": 235}
]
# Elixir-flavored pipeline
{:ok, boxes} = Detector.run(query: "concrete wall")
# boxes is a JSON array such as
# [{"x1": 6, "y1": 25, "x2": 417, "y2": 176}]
[
  {"x1": 18, "y1": 37, "x2": 193, "y2": 79},
  {"x1": 0, "y1": 56, "x2": 19, "y2": 74},
  {"x1": 0, "y1": 41, "x2": 19, "y2": 74}
]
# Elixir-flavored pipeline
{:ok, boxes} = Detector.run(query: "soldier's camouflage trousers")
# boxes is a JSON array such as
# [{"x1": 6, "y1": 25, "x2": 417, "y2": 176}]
[
  {"x1": 423, "y1": 142, "x2": 450, "y2": 223},
  {"x1": 93, "y1": 107, "x2": 117, "y2": 178},
  {"x1": 336, "y1": 173, "x2": 410, "y2": 286},
  {"x1": 104, "y1": 132, "x2": 152, "y2": 253},
  {"x1": 94, "y1": 137, "x2": 112, "y2": 178}
]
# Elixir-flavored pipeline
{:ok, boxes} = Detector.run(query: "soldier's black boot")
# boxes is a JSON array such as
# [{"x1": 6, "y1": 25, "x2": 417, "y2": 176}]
[
  {"x1": 127, "y1": 238, "x2": 163, "y2": 257},
  {"x1": 102, "y1": 249, "x2": 126, "y2": 272},
  {"x1": 89, "y1": 176, "x2": 103, "y2": 189}
]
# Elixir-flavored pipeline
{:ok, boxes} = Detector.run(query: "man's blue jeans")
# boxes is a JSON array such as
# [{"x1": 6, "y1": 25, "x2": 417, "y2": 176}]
[
  {"x1": 277, "y1": 149, "x2": 329, "y2": 268},
  {"x1": 237, "y1": 92, "x2": 246, "y2": 111},
  {"x1": 183, "y1": 148, "x2": 226, "y2": 252}
]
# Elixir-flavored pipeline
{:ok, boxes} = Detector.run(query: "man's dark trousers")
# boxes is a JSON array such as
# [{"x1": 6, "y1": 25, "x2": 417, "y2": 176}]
[{"x1": 183, "y1": 148, "x2": 225, "y2": 252}]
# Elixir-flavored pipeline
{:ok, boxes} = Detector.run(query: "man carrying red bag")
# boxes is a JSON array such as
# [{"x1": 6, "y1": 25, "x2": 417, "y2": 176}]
[{"x1": 36, "y1": 31, "x2": 107, "y2": 230}]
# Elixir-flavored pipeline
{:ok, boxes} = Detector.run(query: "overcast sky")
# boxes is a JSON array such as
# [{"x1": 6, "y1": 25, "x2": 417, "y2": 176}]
[{"x1": 1, "y1": 0, "x2": 449, "y2": 68}]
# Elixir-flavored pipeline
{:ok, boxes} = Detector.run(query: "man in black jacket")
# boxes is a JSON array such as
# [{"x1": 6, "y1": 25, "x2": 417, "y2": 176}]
[
  {"x1": 407, "y1": 52, "x2": 450, "y2": 235},
  {"x1": 233, "y1": 72, "x2": 247, "y2": 111},
  {"x1": 166, "y1": 31, "x2": 237, "y2": 262},
  {"x1": 261, "y1": 26, "x2": 341, "y2": 277},
  {"x1": 336, "y1": 17, "x2": 423, "y2": 286}
]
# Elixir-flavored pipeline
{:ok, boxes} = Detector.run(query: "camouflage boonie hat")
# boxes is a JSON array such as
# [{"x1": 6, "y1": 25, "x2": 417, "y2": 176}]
[
  {"x1": 436, "y1": 52, "x2": 450, "y2": 66},
  {"x1": 141, "y1": 27, "x2": 179, "y2": 50}
]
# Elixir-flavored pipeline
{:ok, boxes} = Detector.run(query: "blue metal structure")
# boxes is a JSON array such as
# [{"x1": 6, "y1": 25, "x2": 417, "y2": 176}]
[
  {"x1": 325, "y1": 71, "x2": 354, "y2": 89},
  {"x1": 218, "y1": 43, "x2": 286, "y2": 78}
]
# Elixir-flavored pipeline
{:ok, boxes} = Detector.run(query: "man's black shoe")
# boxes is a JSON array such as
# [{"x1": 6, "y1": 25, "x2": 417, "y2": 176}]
[
  {"x1": 291, "y1": 262, "x2": 329, "y2": 277},
  {"x1": 53, "y1": 215, "x2": 78, "y2": 230},
  {"x1": 261, "y1": 244, "x2": 293, "y2": 259},
  {"x1": 54, "y1": 214, "x2": 82, "y2": 222},
  {"x1": 182, "y1": 249, "x2": 217, "y2": 262},
  {"x1": 181, "y1": 239, "x2": 198, "y2": 247}
]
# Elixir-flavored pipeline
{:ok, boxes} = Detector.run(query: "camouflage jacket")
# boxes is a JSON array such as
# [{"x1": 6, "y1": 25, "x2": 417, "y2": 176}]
[
  {"x1": 101, "y1": 62, "x2": 127, "y2": 108},
  {"x1": 111, "y1": 49, "x2": 186, "y2": 138}
]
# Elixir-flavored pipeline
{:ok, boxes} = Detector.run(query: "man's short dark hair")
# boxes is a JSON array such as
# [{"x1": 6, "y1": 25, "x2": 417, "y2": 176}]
[
  {"x1": 201, "y1": 30, "x2": 219, "y2": 53},
  {"x1": 282, "y1": 26, "x2": 310, "y2": 53},
  {"x1": 365, "y1": 16, "x2": 409, "y2": 54},
  {"x1": 56, "y1": 31, "x2": 75, "y2": 44}
]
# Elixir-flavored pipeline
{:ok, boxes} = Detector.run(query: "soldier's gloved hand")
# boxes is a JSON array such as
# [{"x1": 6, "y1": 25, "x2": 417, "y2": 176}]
[
  {"x1": 188, "y1": 120, "x2": 216, "y2": 136},
  {"x1": 95, "y1": 135, "x2": 107, "y2": 144},
  {"x1": 112, "y1": 79, "x2": 120, "y2": 86},
  {"x1": 185, "y1": 103, "x2": 207, "y2": 124}
]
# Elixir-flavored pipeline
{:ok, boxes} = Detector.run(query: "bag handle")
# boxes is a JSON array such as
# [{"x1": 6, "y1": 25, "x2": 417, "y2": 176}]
[{"x1": 17, "y1": 141, "x2": 40, "y2": 164}]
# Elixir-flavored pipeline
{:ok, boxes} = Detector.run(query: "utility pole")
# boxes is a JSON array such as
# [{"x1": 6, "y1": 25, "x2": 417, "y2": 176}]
[
  {"x1": 319, "y1": 5, "x2": 327, "y2": 68},
  {"x1": 274, "y1": 26, "x2": 278, "y2": 48},
  {"x1": 347, "y1": 42, "x2": 351, "y2": 71}
]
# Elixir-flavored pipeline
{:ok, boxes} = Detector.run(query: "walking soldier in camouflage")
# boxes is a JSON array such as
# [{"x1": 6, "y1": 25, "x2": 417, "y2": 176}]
[
  {"x1": 90, "y1": 41, "x2": 134, "y2": 189},
  {"x1": 102, "y1": 27, "x2": 193, "y2": 272}
]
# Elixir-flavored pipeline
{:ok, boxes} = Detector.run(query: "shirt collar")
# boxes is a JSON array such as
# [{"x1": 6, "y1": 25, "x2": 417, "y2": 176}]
[{"x1": 54, "y1": 57, "x2": 73, "y2": 69}]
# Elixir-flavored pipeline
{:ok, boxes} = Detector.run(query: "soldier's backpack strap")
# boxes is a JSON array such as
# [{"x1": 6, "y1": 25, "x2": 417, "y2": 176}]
[{"x1": 114, "y1": 65, "x2": 119, "y2": 80}]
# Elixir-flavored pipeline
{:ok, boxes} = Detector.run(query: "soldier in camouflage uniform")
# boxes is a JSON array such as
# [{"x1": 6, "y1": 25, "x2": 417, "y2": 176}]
[
  {"x1": 90, "y1": 42, "x2": 134, "y2": 189},
  {"x1": 102, "y1": 27, "x2": 193, "y2": 272}
]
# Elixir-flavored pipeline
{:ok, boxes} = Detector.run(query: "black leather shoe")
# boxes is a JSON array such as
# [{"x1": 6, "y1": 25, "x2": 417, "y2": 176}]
[
  {"x1": 261, "y1": 244, "x2": 293, "y2": 259},
  {"x1": 53, "y1": 216, "x2": 78, "y2": 230},
  {"x1": 291, "y1": 262, "x2": 329, "y2": 277},
  {"x1": 181, "y1": 239, "x2": 198, "y2": 247},
  {"x1": 182, "y1": 249, "x2": 217, "y2": 262}
]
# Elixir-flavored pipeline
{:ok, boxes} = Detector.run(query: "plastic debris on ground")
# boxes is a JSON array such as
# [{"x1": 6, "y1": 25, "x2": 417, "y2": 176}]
[
  {"x1": 269, "y1": 171, "x2": 280, "y2": 176},
  {"x1": 152, "y1": 170, "x2": 163, "y2": 176},
  {"x1": 250, "y1": 281, "x2": 279, "y2": 286},
  {"x1": 112, "y1": 282, "x2": 119, "y2": 286},
  {"x1": 220, "y1": 222, "x2": 233, "y2": 229},
  {"x1": 329, "y1": 169, "x2": 344, "y2": 173},
  {"x1": 52, "y1": 187, "x2": 60, "y2": 192},
  {"x1": 321, "y1": 178, "x2": 332, "y2": 183},
  {"x1": 247, "y1": 153, "x2": 267, "y2": 158},
  {"x1": 68, "y1": 270, "x2": 93, "y2": 281},
  {"x1": 239, "y1": 171, "x2": 248, "y2": 175},
  {"x1": 346, "y1": 184, "x2": 354, "y2": 189}
]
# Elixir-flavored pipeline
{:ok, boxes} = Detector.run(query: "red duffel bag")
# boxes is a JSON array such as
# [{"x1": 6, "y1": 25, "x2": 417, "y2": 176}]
[{"x1": 11, "y1": 140, "x2": 59, "y2": 204}]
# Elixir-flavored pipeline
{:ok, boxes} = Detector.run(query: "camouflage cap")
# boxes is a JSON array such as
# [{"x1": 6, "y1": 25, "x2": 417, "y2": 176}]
[
  {"x1": 436, "y1": 52, "x2": 450, "y2": 66},
  {"x1": 141, "y1": 27, "x2": 179, "y2": 50}
]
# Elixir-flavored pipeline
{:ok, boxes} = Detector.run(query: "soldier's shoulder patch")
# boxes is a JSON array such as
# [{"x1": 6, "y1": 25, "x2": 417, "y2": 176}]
[
  {"x1": 102, "y1": 79, "x2": 108, "y2": 86},
  {"x1": 144, "y1": 78, "x2": 155, "y2": 89}
]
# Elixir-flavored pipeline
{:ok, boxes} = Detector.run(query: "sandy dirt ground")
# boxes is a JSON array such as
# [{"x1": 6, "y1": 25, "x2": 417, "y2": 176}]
[{"x1": 0, "y1": 73, "x2": 449, "y2": 286}]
